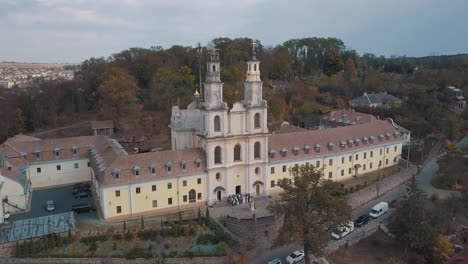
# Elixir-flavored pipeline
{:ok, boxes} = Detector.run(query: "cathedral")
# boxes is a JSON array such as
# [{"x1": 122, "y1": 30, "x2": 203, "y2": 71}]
[{"x1": 0, "y1": 44, "x2": 409, "y2": 222}]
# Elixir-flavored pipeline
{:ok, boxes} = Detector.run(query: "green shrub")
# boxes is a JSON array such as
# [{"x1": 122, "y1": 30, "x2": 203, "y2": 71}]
[
  {"x1": 124, "y1": 231, "x2": 134, "y2": 241},
  {"x1": 217, "y1": 241, "x2": 228, "y2": 253},
  {"x1": 88, "y1": 242, "x2": 98, "y2": 252},
  {"x1": 431, "y1": 192, "x2": 440, "y2": 203}
]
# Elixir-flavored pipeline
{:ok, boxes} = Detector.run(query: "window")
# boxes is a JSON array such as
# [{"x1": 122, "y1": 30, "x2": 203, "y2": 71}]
[
  {"x1": 281, "y1": 150, "x2": 286, "y2": 157},
  {"x1": 349, "y1": 155, "x2": 352, "y2": 162},
  {"x1": 136, "y1": 187, "x2": 141, "y2": 194},
  {"x1": 56, "y1": 165, "x2": 61, "y2": 171},
  {"x1": 116, "y1": 206, "x2": 122, "y2": 214},
  {"x1": 183, "y1": 195, "x2": 188, "y2": 202},
  {"x1": 255, "y1": 167, "x2": 260, "y2": 175},
  {"x1": 214, "y1": 115, "x2": 221, "y2": 132},
  {"x1": 363, "y1": 164, "x2": 366, "y2": 171},
  {"x1": 364, "y1": 152, "x2": 367, "y2": 159},
  {"x1": 394, "y1": 146, "x2": 397, "y2": 152},
  {"x1": 74, "y1": 163, "x2": 80, "y2": 170},
  {"x1": 355, "y1": 154, "x2": 359, "y2": 161},
  {"x1": 183, "y1": 180, "x2": 187, "y2": 187},
  {"x1": 87, "y1": 162, "x2": 91, "y2": 167},
  {"x1": 271, "y1": 167, "x2": 275, "y2": 174},
  {"x1": 216, "y1": 173, "x2": 221, "y2": 181},
  {"x1": 214, "y1": 146, "x2": 222, "y2": 164},
  {"x1": 316, "y1": 161, "x2": 320, "y2": 168},
  {"x1": 386, "y1": 147, "x2": 389, "y2": 154},
  {"x1": 197, "y1": 178, "x2": 202, "y2": 184},
  {"x1": 329, "y1": 159, "x2": 333, "y2": 166},
  {"x1": 341, "y1": 170, "x2": 344, "y2": 176},
  {"x1": 72, "y1": 147, "x2": 77, "y2": 155},
  {"x1": 385, "y1": 159, "x2": 388, "y2": 165},
  {"x1": 152, "y1": 200, "x2": 158, "y2": 208},
  {"x1": 54, "y1": 149, "x2": 60, "y2": 158},
  {"x1": 380, "y1": 149, "x2": 383, "y2": 155},
  {"x1": 234, "y1": 145, "x2": 241, "y2": 161},
  {"x1": 271, "y1": 180, "x2": 275, "y2": 187},
  {"x1": 182, "y1": 162, "x2": 187, "y2": 170},
  {"x1": 254, "y1": 113, "x2": 261, "y2": 128},
  {"x1": 167, "y1": 164, "x2": 172, "y2": 172},
  {"x1": 379, "y1": 160, "x2": 382, "y2": 167},
  {"x1": 37, "y1": 167, "x2": 41, "y2": 173},
  {"x1": 114, "y1": 172, "x2": 120, "y2": 179},
  {"x1": 167, "y1": 183, "x2": 172, "y2": 189},
  {"x1": 197, "y1": 193, "x2": 202, "y2": 200},
  {"x1": 282, "y1": 165, "x2": 286, "y2": 172},
  {"x1": 328, "y1": 172, "x2": 333, "y2": 178},
  {"x1": 370, "y1": 151, "x2": 373, "y2": 158},
  {"x1": 394, "y1": 157, "x2": 397, "y2": 163},
  {"x1": 370, "y1": 163, "x2": 373, "y2": 169},
  {"x1": 115, "y1": 190, "x2": 120, "y2": 197},
  {"x1": 168, "y1": 198, "x2": 173, "y2": 205},
  {"x1": 341, "y1": 157, "x2": 345, "y2": 164},
  {"x1": 189, "y1": 189, "x2": 196, "y2": 203},
  {"x1": 254, "y1": 142, "x2": 261, "y2": 159},
  {"x1": 152, "y1": 185, "x2": 156, "y2": 191},
  {"x1": 134, "y1": 169, "x2": 140, "y2": 176},
  {"x1": 35, "y1": 151, "x2": 41, "y2": 159},
  {"x1": 151, "y1": 167, "x2": 156, "y2": 174},
  {"x1": 196, "y1": 161, "x2": 201, "y2": 168},
  {"x1": 349, "y1": 168, "x2": 352, "y2": 174}
]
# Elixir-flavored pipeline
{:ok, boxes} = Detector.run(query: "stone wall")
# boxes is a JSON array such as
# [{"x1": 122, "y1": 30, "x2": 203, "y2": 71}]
[
  {"x1": 221, "y1": 214, "x2": 284, "y2": 250},
  {"x1": 0, "y1": 257, "x2": 225, "y2": 264},
  {"x1": 347, "y1": 165, "x2": 418, "y2": 209}
]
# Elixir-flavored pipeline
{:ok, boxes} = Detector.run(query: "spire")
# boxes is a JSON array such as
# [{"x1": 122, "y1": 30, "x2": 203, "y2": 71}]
[
  {"x1": 246, "y1": 39, "x2": 261, "y2": 82},
  {"x1": 205, "y1": 48, "x2": 221, "y2": 83},
  {"x1": 250, "y1": 39, "x2": 258, "y2": 61}
]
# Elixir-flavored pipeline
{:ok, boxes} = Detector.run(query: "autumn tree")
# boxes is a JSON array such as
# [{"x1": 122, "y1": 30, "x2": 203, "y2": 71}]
[
  {"x1": 323, "y1": 45, "x2": 344, "y2": 76},
  {"x1": 268, "y1": 164, "x2": 351, "y2": 264},
  {"x1": 344, "y1": 57, "x2": 358, "y2": 82},
  {"x1": 99, "y1": 67, "x2": 140, "y2": 120},
  {"x1": 432, "y1": 234, "x2": 454, "y2": 264},
  {"x1": 389, "y1": 176, "x2": 437, "y2": 260}
]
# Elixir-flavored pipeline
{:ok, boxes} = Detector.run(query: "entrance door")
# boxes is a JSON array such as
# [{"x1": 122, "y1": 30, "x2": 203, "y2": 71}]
[
  {"x1": 255, "y1": 184, "x2": 260, "y2": 196},
  {"x1": 235, "y1": 185, "x2": 241, "y2": 194},
  {"x1": 217, "y1": 190, "x2": 222, "y2": 201}
]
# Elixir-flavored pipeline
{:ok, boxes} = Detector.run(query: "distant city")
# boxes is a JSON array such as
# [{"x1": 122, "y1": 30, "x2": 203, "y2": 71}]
[{"x1": 0, "y1": 62, "x2": 77, "y2": 88}]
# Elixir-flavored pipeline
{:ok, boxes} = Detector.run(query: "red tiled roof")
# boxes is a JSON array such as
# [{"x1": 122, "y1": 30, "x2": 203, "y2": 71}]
[
  {"x1": 99, "y1": 148, "x2": 206, "y2": 187},
  {"x1": 268, "y1": 119, "x2": 405, "y2": 162}
]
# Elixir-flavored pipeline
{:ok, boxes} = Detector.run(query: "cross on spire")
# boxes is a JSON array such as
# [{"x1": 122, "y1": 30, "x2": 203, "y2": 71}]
[{"x1": 251, "y1": 39, "x2": 258, "y2": 57}]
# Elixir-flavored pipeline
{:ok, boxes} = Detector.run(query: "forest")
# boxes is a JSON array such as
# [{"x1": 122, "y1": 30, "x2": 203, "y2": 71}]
[{"x1": 1, "y1": 37, "x2": 467, "y2": 143}]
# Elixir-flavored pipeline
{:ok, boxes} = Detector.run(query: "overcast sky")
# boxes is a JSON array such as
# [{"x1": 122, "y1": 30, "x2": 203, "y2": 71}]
[{"x1": 1, "y1": 0, "x2": 467, "y2": 63}]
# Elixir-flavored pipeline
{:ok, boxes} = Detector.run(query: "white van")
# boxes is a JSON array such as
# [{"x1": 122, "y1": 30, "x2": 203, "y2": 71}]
[{"x1": 369, "y1": 202, "x2": 388, "y2": 218}]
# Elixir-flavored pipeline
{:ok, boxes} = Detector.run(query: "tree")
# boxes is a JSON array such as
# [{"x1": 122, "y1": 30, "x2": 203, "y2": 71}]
[
  {"x1": 205, "y1": 207, "x2": 210, "y2": 224},
  {"x1": 344, "y1": 58, "x2": 358, "y2": 82},
  {"x1": 141, "y1": 216, "x2": 145, "y2": 229},
  {"x1": 99, "y1": 67, "x2": 140, "y2": 120},
  {"x1": 444, "y1": 115, "x2": 461, "y2": 141},
  {"x1": 198, "y1": 207, "x2": 202, "y2": 225},
  {"x1": 432, "y1": 234, "x2": 454, "y2": 264},
  {"x1": 323, "y1": 45, "x2": 344, "y2": 76},
  {"x1": 389, "y1": 176, "x2": 437, "y2": 259},
  {"x1": 268, "y1": 164, "x2": 351, "y2": 264}
]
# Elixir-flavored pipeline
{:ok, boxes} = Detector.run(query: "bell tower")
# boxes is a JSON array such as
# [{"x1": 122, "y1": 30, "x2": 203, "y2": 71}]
[
  {"x1": 203, "y1": 49, "x2": 226, "y2": 110},
  {"x1": 244, "y1": 40, "x2": 264, "y2": 107}
]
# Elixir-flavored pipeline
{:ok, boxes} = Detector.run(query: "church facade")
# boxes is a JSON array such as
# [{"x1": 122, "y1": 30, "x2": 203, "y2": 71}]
[{"x1": 0, "y1": 47, "x2": 410, "y2": 222}]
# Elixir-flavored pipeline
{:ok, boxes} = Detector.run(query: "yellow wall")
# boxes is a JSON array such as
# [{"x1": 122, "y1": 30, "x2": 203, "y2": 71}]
[
  {"x1": 28, "y1": 159, "x2": 92, "y2": 188},
  {"x1": 102, "y1": 174, "x2": 205, "y2": 220},
  {"x1": 267, "y1": 143, "x2": 402, "y2": 192}
]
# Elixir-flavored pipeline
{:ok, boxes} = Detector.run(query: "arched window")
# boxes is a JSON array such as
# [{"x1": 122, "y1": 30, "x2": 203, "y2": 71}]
[
  {"x1": 234, "y1": 145, "x2": 241, "y2": 161},
  {"x1": 254, "y1": 142, "x2": 261, "y2": 159},
  {"x1": 254, "y1": 113, "x2": 261, "y2": 128},
  {"x1": 189, "y1": 189, "x2": 196, "y2": 203},
  {"x1": 212, "y1": 65, "x2": 216, "y2": 72},
  {"x1": 254, "y1": 64, "x2": 257, "y2": 71},
  {"x1": 214, "y1": 115, "x2": 220, "y2": 132},
  {"x1": 214, "y1": 146, "x2": 222, "y2": 164}
]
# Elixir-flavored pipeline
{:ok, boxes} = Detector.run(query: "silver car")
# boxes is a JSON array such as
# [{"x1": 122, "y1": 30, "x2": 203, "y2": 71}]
[{"x1": 46, "y1": 200, "x2": 55, "y2": 212}]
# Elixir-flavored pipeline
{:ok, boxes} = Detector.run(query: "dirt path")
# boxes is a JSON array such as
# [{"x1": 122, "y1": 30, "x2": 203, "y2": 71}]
[{"x1": 28, "y1": 120, "x2": 91, "y2": 137}]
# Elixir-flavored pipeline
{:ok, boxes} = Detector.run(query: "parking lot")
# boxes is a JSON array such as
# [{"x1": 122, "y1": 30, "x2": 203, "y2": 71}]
[{"x1": 11, "y1": 184, "x2": 98, "y2": 222}]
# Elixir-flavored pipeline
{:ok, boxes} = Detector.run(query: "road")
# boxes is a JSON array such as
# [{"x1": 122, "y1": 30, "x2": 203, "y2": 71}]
[{"x1": 254, "y1": 135, "x2": 468, "y2": 264}]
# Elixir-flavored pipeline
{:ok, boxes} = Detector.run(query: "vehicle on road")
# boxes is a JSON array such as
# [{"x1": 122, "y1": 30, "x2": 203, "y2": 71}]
[
  {"x1": 267, "y1": 257, "x2": 282, "y2": 264},
  {"x1": 73, "y1": 182, "x2": 91, "y2": 189},
  {"x1": 354, "y1": 214, "x2": 371, "y2": 227},
  {"x1": 71, "y1": 203, "x2": 95, "y2": 214},
  {"x1": 286, "y1": 250, "x2": 305, "y2": 264},
  {"x1": 46, "y1": 200, "x2": 55, "y2": 212},
  {"x1": 72, "y1": 186, "x2": 91, "y2": 195},
  {"x1": 369, "y1": 202, "x2": 388, "y2": 219},
  {"x1": 73, "y1": 191, "x2": 92, "y2": 199},
  {"x1": 331, "y1": 221, "x2": 354, "y2": 240}
]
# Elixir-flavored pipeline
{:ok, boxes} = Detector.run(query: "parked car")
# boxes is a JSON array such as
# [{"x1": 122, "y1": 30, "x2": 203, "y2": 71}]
[
  {"x1": 286, "y1": 250, "x2": 305, "y2": 264},
  {"x1": 267, "y1": 257, "x2": 282, "y2": 264},
  {"x1": 71, "y1": 203, "x2": 95, "y2": 214},
  {"x1": 354, "y1": 214, "x2": 371, "y2": 227},
  {"x1": 73, "y1": 182, "x2": 91, "y2": 189},
  {"x1": 389, "y1": 199, "x2": 400, "y2": 208},
  {"x1": 331, "y1": 221, "x2": 354, "y2": 240},
  {"x1": 46, "y1": 200, "x2": 55, "y2": 212},
  {"x1": 72, "y1": 186, "x2": 91, "y2": 195},
  {"x1": 73, "y1": 191, "x2": 92, "y2": 199},
  {"x1": 369, "y1": 202, "x2": 388, "y2": 219}
]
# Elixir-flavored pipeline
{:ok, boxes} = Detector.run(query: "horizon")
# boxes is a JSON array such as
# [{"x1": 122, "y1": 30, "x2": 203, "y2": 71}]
[{"x1": 1, "y1": 0, "x2": 468, "y2": 63}]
